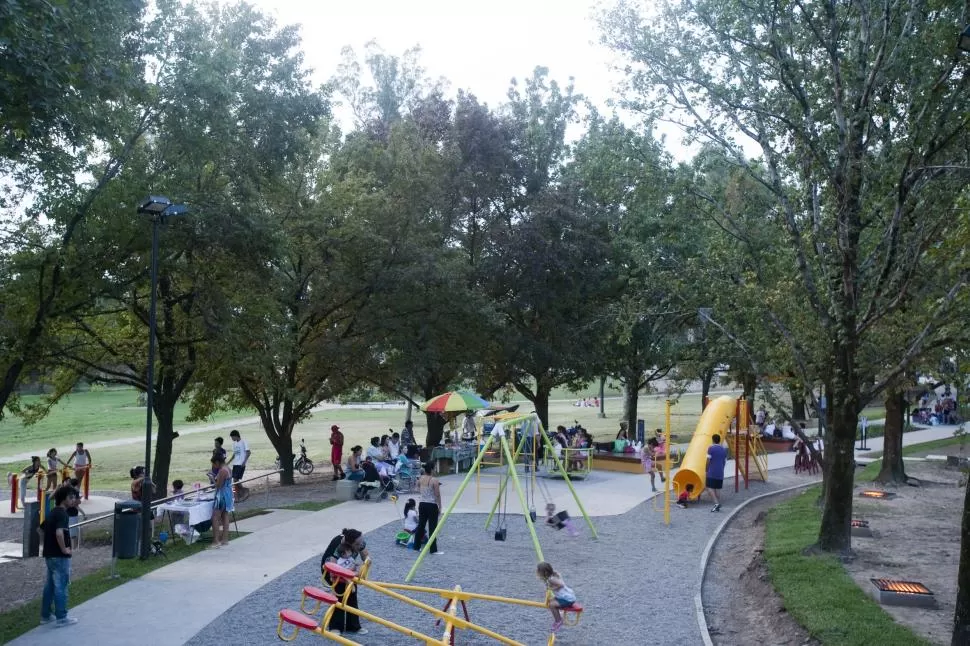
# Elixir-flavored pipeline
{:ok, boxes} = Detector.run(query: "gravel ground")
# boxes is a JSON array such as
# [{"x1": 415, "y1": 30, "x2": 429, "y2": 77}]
[{"x1": 185, "y1": 472, "x2": 812, "y2": 646}]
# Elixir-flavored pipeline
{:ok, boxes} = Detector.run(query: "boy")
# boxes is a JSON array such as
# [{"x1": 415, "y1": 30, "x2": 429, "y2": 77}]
[
  {"x1": 40, "y1": 486, "x2": 78, "y2": 627},
  {"x1": 676, "y1": 483, "x2": 695, "y2": 509},
  {"x1": 706, "y1": 434, "x2": 728, "y2": 512},
  {"x1": 228, "y1": 430, "x2": 250, "y2": 494}
]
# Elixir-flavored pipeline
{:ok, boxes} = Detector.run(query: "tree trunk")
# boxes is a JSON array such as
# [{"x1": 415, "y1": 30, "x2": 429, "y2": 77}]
[
  {"x1": 623, "y1": 377, "x2": 639, "y2": 440},
  {"x1": 700, "y1": 367, "x2": 714, "y2": 411},
  {"x1": 875, "y1": 388, "x2": 907, "y2": 484},
  {"x1": 952, "y1": 474, "x2": 970, "y2": 645},
  {"x1": 817, "y1": 392, "x2": 859, "y2": 553},
  {"x1": 150, "y1": 399, "x2": 176, "y2": 500},
  {"x1": 742, "y1": 372, "x2": 757, "y2": 401},
  {"x1": 789, "y1": 385, "x2": 807, "y2": 421},
  {"x1": 424, "y1": 413, "x2": 447, "y2": 448},
  {"x1": 276, "y1": 432, "x2": 295, "y2": 486},
  {"x1": 533, "y1": 386, "x2": 551, "y2": 432}
]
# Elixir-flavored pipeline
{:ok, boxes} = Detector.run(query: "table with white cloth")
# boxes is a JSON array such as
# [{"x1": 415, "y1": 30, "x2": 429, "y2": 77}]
[{"x1": 157, "y1": 498, "x2": 217, "y2": 543}]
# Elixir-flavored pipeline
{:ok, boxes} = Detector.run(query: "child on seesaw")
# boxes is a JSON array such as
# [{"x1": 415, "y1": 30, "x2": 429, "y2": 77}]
[{"x1": 537, "y1": 561, "x2": 578, "y2": 633}]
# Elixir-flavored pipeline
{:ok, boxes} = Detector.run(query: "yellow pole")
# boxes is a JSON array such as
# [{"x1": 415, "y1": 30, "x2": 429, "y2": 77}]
[
  {"x1": 498, "y1": 433, "x2": 545, "y2": 562},
  {"x1": 664, "y1": 400, "x2": 671, "y2": 526},
  {"x1": 375, "y1": 582, "x2": 548, "y2": 608},
  {"x1": 442, "y1": 585, "x2": 460, "y2": 644}
]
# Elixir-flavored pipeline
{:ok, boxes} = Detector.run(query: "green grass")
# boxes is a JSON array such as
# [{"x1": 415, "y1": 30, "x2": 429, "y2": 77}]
[
  {"x1": 275, "y1": 500, "x2": 341, "y2": 512},
  {"x1": 857, "y1": 434, "x2": 969, "y2": 481},
  {"x1": 0, "y1": 532, "x2": 245, "y2": 644},
  {"x1": 2, "y1": 388, "x2": 729, "y2": 491},
  {"x1": 764, "y1": 488, "x2": 933, "y2": 646}
]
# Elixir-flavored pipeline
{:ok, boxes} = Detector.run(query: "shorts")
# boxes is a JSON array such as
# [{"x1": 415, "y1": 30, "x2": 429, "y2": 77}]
[
  {"x1": 706, "y1": 477, "x2": 723, "y2": 490},
  {"x1": 641, "y1": 459, "x2": 653, "y2": 472},
  {"x1": 69, "y1": 518, "x2": 80, "y2": 539},
  {"x1": 554, "y1": 597, "x2": 577, "y2": 609},
  {"x1": 231, "y1": 465, "x2": 246, "y2": 482}
]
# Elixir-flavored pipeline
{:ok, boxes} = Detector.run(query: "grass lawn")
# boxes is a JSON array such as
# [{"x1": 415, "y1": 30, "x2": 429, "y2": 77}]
[
  {"x1": 764, "y1": 488, "x2": 932, "y2": 646},
  {"x1": 1, "y1": 387, "x2": 730, "y2": 491},
  {"x1": 0, "y1": 532, "x2": 247, "y2": 644},
  {"x1": 857, "y1": 434, "x2": 968, "y2": 481}
]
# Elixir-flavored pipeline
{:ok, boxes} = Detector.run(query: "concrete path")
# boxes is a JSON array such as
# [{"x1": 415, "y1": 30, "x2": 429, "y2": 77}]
[{"x1": 7, "y1": 424, "x2": 957, "y2": 646}]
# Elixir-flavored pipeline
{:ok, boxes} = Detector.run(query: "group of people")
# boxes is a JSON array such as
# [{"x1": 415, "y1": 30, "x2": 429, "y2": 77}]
[
  {"x1": 912, "y1": 389, "x2": 959, "y2": 425},
  {"x1": 17, "y1": 443, "x2": 92, "y2": 504},
  {"x1": 330, "y1": 422, "x2": 422, "y2": 482},
  {"x1": 754, "y1": 406, "x2": 798, "y2": 441}
]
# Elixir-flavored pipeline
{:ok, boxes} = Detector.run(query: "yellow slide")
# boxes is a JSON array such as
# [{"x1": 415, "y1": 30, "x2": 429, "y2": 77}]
[{"x1": 672, "y1": 395, "x2": 736, "y2": 498}]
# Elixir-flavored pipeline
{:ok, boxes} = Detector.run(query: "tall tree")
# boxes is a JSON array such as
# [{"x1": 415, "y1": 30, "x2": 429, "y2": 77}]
[{"x1": 603, "y1": 0, "x2": 970, "y2": 552}]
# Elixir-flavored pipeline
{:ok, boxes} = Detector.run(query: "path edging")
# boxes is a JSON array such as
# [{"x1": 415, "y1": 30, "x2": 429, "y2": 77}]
[{"x1": 695, "y1": 479, "x2": 822, "y2": 646}]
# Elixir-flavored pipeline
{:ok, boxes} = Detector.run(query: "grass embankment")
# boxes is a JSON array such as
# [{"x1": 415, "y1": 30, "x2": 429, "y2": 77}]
[
  {"x1": 765, "y1": 488, "x2": 932, "y2": 646},
  {"x1": 857, "y1": 434, "x2": 968, "y2": 481},
  {"x1": 2, "y1": 388, "x2": 729, "y2": 490}
]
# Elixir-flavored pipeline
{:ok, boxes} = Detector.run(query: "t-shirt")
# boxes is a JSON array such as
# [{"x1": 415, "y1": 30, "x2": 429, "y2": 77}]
[
  {"x1": 366, "y1": 446, "x2": 383, "y2": 461},
  {"x1": 42, "y1": 506, "x2": 70, "y2": 558},
  {"x1": 707, "y1": 444, "x2": 728, "y2": 480},
  {"x1": 388, "y1": 440, "x2": 400, "y2": 459},
  {"x1": 547, "y1": 574, "x2": 576, "y2": 604},
  {"x1": 231, "y1": 439, "x2": 248, "y2": 466},
  {"x1": 404, "y1": 509, "x2": 418, "y2": 532},
  {"x1": 212, "y1": 446, "x2": 227, "y2": 462}
]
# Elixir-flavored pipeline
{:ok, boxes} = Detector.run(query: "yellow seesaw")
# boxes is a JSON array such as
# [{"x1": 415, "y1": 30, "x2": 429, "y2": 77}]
[{"x1": 277, "y1": 559, "x2": 583, "y2": 645}]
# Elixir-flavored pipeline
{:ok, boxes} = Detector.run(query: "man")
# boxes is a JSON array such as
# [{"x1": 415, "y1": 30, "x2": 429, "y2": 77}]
[
  {"x1": 228, "y1": 430, "x2": 251, "y2": 494},
  {"x1": 66, "y1": 443, "x2": 92, "y2": 490},
  {"x1": 329, "y1": 425, "x2": 345, "y2": 481},
  {"x1": 755, "y1": 405, "x2": 767, "y2": 429},
  {"x1": 212, "y1": 437, "x2": 227, "y2": 462},
  {"x1": 706, "y1": 433, "x2": 728, "y2": 512},
  {"x1": 461, "y1": 412, "x2": 477, "y2": 441},
  {"x1": 40, "y1": 485, "x2": 78, "y2": 627},
  {"x1": 387, "y1": 432, "x2": 401, "y2": 460}
]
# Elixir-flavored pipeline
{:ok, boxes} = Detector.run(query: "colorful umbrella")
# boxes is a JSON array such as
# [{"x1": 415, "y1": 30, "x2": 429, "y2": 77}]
[{"x1": 419, "y1": 390, "x2": 491, "y2": 413}]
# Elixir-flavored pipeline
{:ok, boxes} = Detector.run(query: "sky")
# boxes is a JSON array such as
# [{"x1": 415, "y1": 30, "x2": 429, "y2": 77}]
[{"x1": 243, "y1": 0, "x2": 627, "y2": 123}]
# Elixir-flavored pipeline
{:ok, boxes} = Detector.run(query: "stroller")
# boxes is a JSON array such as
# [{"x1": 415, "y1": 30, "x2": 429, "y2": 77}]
[
  {"x1": 355, "y1": 459, "x2": 395, "y2": 501},
  {"x1": 394, "y1": 455, "x2": 421, "y2": 493}
]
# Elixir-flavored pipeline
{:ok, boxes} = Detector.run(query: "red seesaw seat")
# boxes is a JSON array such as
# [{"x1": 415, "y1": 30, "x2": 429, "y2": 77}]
[
  {"x1": 323, "y1": 562, "x2": 357, "y2": 582},
  {"x1": 301, "y1": 586, "x2": 338, "y2": 614},
  {"x1": 562, "y1": 603, "x2": 584, "y2": 626},
  {"x1": 277, "y1": 608, "x2": 321, "y2": 641}
]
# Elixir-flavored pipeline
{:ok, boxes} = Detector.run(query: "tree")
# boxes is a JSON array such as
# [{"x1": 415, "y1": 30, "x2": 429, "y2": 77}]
[{"x1": 602, "y1": 0, "x2": 970, "y2": 552}]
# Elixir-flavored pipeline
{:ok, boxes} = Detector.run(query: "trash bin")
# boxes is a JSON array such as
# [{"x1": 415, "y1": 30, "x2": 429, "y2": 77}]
[
  {"x1": 335, "y1": 479, "x2": 357, "y2": 502},
  {"x1": 113, "y1": 500, "x2": 142, "y2": 559},
  {"x1": 22, "y1": 501, "x2": 40, "y2": 558}
]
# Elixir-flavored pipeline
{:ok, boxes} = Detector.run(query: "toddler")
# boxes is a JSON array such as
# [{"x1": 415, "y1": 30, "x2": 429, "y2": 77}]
[
  {"x1": 545, "y1": 503, "x2": 578, "y2": 537},
  {"x1": 677, "y1": 483, "x2": 695, "y2": 509},
  {"x1": 537, "y1": 561, "x2": 577, "y2": 633},
  {"x1": 335, "y1": 542, "x2": 360, "y2": 574}
]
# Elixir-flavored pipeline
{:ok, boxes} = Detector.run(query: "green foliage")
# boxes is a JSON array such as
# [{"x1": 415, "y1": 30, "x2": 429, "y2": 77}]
[{"x1": 765, "y1": 488, "x2": 932, "y2": 645}]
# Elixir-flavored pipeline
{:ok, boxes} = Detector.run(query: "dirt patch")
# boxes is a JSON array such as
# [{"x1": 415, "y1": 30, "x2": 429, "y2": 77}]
[
  {"x1": 846, "y1": 460, "x2": 962, "y2": 645},
  {"x1": 703, "y1": 489, "x2": 819, "y2": 646},
  {"x1": 0, "y1": 474, "x2": 340, "y2": 615}
]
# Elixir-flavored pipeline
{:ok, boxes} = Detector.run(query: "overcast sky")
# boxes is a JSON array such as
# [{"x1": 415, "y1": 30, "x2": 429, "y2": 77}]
[{"x1": 243, "y1": 0, "x2": 623, "y2": 117}]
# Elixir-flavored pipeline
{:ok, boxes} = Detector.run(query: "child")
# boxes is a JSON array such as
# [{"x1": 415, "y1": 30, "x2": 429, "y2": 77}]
[
  {"x1": 642, "y1": 438, "x2": 659, "y2": 492},
  {"x1": 172, "y1": 479, "x2": 185, "y2": 500},
  {"x1": 403, "y1": 498, "x2": 419, "y2": 533},
  {"x1": 544, "y1": 503, "x2": 579, "y2": 537},
  {"x1": 537, "y1": 561, "x2": 577, "y2": 633},
  {"x1": 676, "y1": 483, "x2": 695, "y2": 509},
  {"x1": 45, "y1": 449, "x2": 66, "y2": 492},
  {"x1": 66, "y1": 479, "x2": 85, "y2": 548},
  {"x1": 335, "y1": 542, "x2": 360, "y2": 574},
  {"x1": 19, "y1": 456, "x2": 42, "y2": 504}
]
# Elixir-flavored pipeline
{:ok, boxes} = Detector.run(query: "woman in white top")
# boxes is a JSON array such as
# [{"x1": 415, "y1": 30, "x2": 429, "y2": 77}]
[{"x1": 413, "y1": 463, "x2": 444, "y2": 554}]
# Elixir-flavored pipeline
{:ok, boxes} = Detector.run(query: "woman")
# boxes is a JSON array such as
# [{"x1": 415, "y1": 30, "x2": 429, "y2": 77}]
[
  {"x1": 320, "y1": 528, "x2": 370, "y2": 636},
  {"x1": 345, "y1": 446, "x2": 365, "y2": 481},
  {"x1": 129, "y1": 465, "x2": 146, "y2": 500},
  {"x1": 414, "y1": 462, "x2": 443, "y2": 555},
  {"x1": 210, "y1": 455, "x2": 233, "y2": 548}
]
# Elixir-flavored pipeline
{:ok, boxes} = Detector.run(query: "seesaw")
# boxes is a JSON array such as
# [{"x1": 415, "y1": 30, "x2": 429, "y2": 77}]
[{"x1": 277, "y1": 559, "x2": 583, "y2": 645}]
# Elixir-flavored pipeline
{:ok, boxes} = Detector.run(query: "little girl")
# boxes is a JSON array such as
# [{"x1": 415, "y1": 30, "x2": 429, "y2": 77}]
[
  {"x1": 641, "y1": 438, "x2": 659, "y2": 492},
  {"x1": 545, "y1": 503, "x2": 578, "y2": 537},
  {"x1": 403, "y1": 498, "x2": 419, "y2": 533},
  {"x1": 537, "y1": 561, "x2": 577, "y2": 633},
  {"x1": 45, "y1": 448, "x2": 66, "y2": 492}
]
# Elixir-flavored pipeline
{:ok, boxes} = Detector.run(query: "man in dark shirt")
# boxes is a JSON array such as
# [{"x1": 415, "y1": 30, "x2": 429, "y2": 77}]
[{"x1": 41, "y1": 485, "x2": 78, "y2": 626}]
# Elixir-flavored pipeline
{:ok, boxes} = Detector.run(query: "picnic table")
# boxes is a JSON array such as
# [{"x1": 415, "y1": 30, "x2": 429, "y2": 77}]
[{"x1": 430, "y1": 444, "x2": 476, "y2": 474}]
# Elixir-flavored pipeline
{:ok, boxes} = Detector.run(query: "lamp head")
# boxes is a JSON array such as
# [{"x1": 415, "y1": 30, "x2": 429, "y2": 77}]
[{"x1": 137, "y1": 195, "x2": 172, "y2": 215}]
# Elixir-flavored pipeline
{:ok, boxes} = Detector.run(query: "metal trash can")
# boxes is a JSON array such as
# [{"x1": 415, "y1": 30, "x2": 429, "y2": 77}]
[
  {"x1": 113, "y1": 500, "x2": 142, "y2": 559},
  {"x1": 22, "y1": 501, "x2": 40, "y2": 558},
  {"x1": 335, "y1": 479, "x2": 357, "y2": 502}
]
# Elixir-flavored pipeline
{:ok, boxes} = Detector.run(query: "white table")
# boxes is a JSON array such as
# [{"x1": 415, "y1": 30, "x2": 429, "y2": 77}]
[{"x1": 157, "y1": 498, "x2": 214, "y2": 527}]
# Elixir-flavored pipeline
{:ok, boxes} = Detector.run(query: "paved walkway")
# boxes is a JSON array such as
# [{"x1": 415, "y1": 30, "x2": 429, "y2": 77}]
[{"x1": 7, "y1": 424, "x2": 957, "y2": 645}]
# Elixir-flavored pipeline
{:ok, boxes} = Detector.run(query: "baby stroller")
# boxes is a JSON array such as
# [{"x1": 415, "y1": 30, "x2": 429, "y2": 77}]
[
  {"x1": 394, "y1": 455, "x2": 421, "y2": 493},
  {"x1": 355, "y1": 459, "x2": 395, "y2": 501}
]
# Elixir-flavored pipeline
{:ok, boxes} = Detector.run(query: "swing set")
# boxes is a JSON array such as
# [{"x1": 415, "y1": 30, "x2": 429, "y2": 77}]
[{"x1": 405, "y1": 413, "x2": 597, "y2": 583}]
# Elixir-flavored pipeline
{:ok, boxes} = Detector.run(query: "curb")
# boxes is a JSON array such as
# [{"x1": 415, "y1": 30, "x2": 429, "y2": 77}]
[{"x1": 695, "y1": 479, "x2": 822, "y2": 646}]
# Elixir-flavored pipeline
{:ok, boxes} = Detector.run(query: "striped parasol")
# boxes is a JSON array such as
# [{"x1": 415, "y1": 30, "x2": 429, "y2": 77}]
[{"x1": 419, "y1": 390, "x2": 491, "y2": 413}]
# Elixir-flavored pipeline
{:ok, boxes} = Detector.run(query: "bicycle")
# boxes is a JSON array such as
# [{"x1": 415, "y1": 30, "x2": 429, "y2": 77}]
[{"x1": 274, "y1": 438, "x2": 314, "y2": 476}]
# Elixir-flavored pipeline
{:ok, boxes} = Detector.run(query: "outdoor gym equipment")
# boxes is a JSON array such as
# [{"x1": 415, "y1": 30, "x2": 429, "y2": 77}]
[
  {"x1": 277, "y1": 559, "x2": 583, "y2": 645},
  {"x1": 406, "y1": 414, "x2": 597, "y2": 582}
]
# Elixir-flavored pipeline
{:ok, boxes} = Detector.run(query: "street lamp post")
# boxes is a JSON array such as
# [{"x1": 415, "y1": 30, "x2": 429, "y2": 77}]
[{"x1": 136, "y1": 195, "x2": 187, "y2": 559}]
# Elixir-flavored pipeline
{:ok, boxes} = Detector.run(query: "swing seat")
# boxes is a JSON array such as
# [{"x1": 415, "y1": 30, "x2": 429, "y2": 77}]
[
  {"x1": 562, "y1": 603, "x2": 584, "y2": 626},
  {"x1": 277, "y1": 609, "x2": 320, "y2": 641},
  {"x1": 300, "y1": 586, "x2": 338, "y2": 614}
]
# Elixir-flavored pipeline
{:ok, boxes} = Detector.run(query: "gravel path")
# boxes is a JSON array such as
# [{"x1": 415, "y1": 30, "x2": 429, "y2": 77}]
[{"x1": 185, "y1": 471, "x2": 815, "y2": 646}]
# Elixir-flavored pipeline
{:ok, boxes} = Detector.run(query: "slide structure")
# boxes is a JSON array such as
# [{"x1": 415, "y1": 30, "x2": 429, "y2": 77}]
[{"x1": 672, "y1": 395, "x2": 736, "y2": 498}]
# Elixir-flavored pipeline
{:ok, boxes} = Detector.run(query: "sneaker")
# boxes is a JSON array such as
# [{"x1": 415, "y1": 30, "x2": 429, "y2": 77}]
[
  {"x1": 711, "y1": 504, "x2": 721, "y2": 512},
  {"x1": 55, "y1": 617, "x2": 78, "y2": 627},
  {"x1": 347, "y1": 628, "x2": 368, "y2": 635},
  {"x1": 676, "y1": 502, "x2": 687, "y2": 509},
  {"x1": 40, "y1": 616, "x2": 54, "y2": 625},
  {"x1": 327, "y1": 629, "x2": 342, "y2": 636},
  {"x1": 432, "y1": 551, "x2": 444, "y2": 555},
  {"x1": 551, "y1": 620, "x2": 563, "y2": 632}
]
